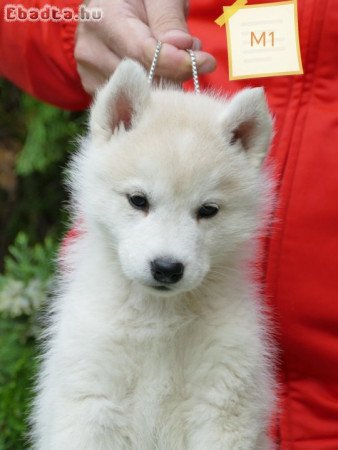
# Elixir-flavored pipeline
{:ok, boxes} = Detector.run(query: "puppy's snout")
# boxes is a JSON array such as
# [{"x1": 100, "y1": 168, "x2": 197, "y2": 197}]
[{"x1": 151, "y1": 258, "x2": 184, "y2": 284}]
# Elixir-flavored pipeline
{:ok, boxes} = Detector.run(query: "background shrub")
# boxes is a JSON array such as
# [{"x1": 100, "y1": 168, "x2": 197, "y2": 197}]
[{"x1": 0, "y1": 79, "x2": 86, "y2": 450}]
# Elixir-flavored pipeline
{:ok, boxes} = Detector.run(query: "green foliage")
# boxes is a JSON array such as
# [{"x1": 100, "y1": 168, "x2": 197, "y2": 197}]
[
  {"x1": 0, "y1": 232, "x2": 57, "y2": 321},
  {"x1": 0, "y1": 233, "x2": 57, "y2": 450},
  {"x1": 0, "y1": 317, "x2": 37, "y2": 450},
  {"x1": 16, "y1": 96, "x2": 85, "y2": 176},
  {"x1": 0, "y1": 79, "x2": 86, "y2": 249},
  {"x1": 0, "y1": 78, "x2": 87, "y2": 450},
  {"x1": 1, "y1": 232, "x2": 57, "y2": 288}
]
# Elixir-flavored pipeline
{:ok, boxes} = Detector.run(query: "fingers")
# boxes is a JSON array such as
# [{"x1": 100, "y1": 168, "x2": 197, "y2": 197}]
[
  {"x1": 157, "y1": 29, "x2": 193, "y2": 50},
  {"x1": 142, "y1": 0, "x2": 216, "y2": 79},
  {"x1": 143, "y1": 38, "x2": 216, "y2": 81},
  {"x1": 192, "y1": 37, "x2": 202, "y2": 51},
  {"x1": 144, "y1": 0, "x2": 190, "y2": 43},
  {"x1": 75, "y1": 0, "x2": 217, "y2": 94},
  {"x1": 75, "y1": 24, "x2": 121, "y2": 94}
]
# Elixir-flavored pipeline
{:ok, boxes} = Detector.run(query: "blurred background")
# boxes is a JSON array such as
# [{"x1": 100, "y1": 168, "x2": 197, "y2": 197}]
[{"x1": 0, "y1": 79, "x2": 86, "y2": 450}]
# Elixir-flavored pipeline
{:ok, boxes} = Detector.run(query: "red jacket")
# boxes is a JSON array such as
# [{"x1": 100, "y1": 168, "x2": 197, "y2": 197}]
[{"x1": 1, "y1": 1, "x2": 338, "y2": 448}]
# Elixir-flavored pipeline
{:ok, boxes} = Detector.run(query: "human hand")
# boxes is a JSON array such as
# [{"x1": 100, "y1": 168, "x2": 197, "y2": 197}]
[{"x1": 75, "y1": 0, "x2": 216, "y2": 94}]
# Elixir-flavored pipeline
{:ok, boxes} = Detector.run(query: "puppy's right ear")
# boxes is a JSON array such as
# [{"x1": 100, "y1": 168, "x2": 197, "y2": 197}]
[
  {"x1": 89, "y1": 59, "x2": 150, "y2": 142},
  {"x1": 221, "y1": 88, "x2": 273, "y2": 168}
]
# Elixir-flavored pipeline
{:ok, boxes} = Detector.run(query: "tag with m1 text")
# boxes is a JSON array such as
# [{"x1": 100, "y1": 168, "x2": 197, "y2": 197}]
[{"x1": 215, "y1": 0, "x2": 303, "y2": 80}]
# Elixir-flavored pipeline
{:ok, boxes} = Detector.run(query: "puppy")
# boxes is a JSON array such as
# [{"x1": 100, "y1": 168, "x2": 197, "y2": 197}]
[{"x1": 31, "y1": 59, "x2": 276, "y2": 450}]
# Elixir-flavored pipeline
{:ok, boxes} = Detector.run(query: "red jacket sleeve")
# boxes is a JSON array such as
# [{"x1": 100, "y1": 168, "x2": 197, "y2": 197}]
[{"x1": 0, "y1": 0, "x2": 91, "y2": 110}]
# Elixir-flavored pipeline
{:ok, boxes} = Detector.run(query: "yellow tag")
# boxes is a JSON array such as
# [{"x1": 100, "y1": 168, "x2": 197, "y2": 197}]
[{"x1": 216, "y1": 0, "x2": 303, "y2": 80}]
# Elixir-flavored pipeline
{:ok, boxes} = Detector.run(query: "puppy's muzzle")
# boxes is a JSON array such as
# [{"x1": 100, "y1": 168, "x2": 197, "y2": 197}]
[{"x1": 151, "y1": 258, "x2": 184, "y2": 284}]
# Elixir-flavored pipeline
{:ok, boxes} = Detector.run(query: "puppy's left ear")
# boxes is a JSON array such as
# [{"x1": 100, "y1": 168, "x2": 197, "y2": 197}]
[
  {"x1": 89, "y1": 59, "x2": 150, "y2": 142},
  {"x1": 222, "y1": 88, "x2": 273, "y2": 168}
]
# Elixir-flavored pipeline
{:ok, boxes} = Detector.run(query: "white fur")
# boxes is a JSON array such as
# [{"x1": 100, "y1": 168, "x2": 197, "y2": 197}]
[{"x1": 31, "y1": 60, "x2": 276, "y2": 450}]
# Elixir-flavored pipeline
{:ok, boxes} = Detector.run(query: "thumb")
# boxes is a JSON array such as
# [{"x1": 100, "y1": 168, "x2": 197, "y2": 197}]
[{"x1": 144, "y1": 0, "x2": 193, "y2": 49}]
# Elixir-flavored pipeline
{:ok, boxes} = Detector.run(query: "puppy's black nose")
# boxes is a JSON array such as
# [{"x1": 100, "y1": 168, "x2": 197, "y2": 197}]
[{"x1": 151, "y1": 258, "x2": 184, "y2": 284}]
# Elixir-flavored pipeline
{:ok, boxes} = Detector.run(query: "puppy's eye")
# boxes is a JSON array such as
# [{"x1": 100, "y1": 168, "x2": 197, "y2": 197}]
[
  {"x1": 128, "y1": 194, "x2": 149, "y2": 211},
  {"x1": 197, "y1": 204, "x2": 219, "y2": 219}
]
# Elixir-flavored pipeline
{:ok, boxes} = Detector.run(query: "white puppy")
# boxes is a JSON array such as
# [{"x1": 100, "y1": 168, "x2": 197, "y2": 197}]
[{"x1": 31, "y1": 60, "x2": 276, "y2": 450}]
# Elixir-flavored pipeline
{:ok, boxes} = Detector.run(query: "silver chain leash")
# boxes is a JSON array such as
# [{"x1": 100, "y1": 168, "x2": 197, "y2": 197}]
[
  {"x1": 148, "y1": 40, "x2": 162, "y2": 84},
  {"x1": 147, "y1": 40, "x2": 200, "y2": 94},
  {"x1": 186, "y1": 49, "x2": 200, "y2": 94}
]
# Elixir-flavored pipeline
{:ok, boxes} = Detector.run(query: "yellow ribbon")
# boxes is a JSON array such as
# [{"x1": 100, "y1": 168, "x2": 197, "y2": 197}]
[{"x1": 215, "y1": 0, "x2": 248, "y2": 27}]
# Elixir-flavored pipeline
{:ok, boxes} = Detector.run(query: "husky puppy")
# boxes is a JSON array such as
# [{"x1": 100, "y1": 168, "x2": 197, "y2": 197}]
[{"x1": 31, "y1": 59, "x2": 276, "y2": 450}]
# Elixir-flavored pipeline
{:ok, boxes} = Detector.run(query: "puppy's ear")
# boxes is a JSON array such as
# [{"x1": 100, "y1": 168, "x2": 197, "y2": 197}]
[
  {"x1": 89, "y1": 59, "x2": 150, "y2": 142},
  {"x1": 222, "y1": 88, "x2": 273, "y2": 168}
]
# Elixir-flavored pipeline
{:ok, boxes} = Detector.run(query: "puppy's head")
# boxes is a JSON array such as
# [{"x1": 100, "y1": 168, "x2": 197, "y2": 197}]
[{"x1": 73, "y1": 60, "x2": 273, "y2": 296}]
